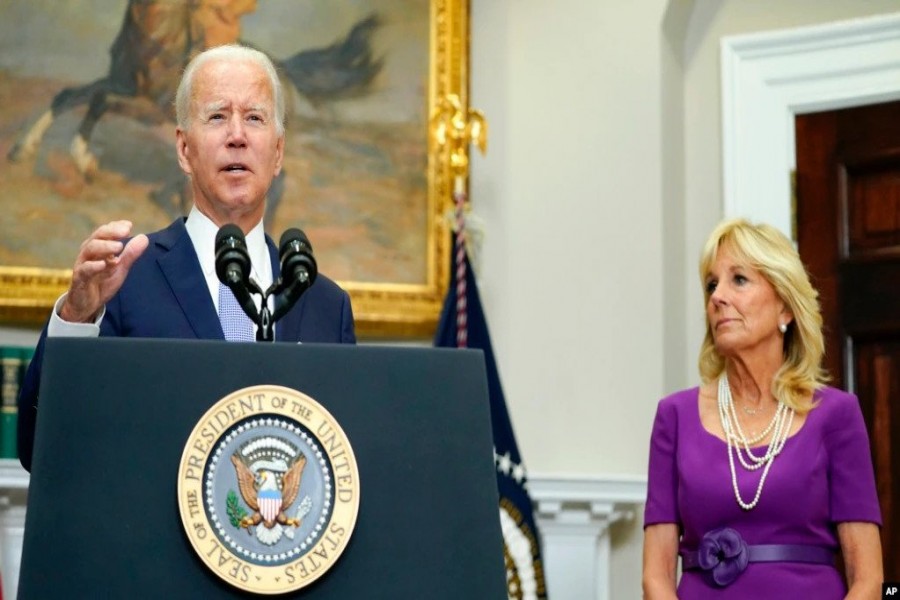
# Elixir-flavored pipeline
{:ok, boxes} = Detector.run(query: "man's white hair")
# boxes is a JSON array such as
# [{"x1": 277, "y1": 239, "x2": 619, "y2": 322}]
[{"x1": 175, "y1": 44, "x2": 285, "y2": 136}]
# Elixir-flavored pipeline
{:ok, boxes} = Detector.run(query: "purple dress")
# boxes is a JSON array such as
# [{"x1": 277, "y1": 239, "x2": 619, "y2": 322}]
[{"x1": 644, "y1": 386, "x2": 881, "y2": 598}]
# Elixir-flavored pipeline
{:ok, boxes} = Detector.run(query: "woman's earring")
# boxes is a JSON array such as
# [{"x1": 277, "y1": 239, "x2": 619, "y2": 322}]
[{"x1": 779, "y1": 323, "x2": 788, "y2": 334}]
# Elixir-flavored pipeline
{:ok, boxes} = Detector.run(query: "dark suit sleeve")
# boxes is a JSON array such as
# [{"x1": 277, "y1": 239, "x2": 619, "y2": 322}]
[
  {"x1": 339, "y1": 289, "x2": 356, "y2": 344},
  {"x1": 17, "y1": 324, "x2": 49, "y2": 472}
]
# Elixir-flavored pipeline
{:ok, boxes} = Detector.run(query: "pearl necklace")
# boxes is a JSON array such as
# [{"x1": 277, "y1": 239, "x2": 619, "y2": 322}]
[{"x1": 717, "y1": 376, "x2": 794, "y2": 510}]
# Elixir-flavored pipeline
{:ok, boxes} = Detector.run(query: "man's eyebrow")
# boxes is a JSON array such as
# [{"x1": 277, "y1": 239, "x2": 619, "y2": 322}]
[{"x1": 201, "y1": 101, "x2": 227, "y2": 114}]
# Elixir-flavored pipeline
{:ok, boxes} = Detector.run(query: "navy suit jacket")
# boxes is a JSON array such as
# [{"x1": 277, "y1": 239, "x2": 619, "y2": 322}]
[{"x1": 17, "y1": 218, "x2": 355, "y2": 470}]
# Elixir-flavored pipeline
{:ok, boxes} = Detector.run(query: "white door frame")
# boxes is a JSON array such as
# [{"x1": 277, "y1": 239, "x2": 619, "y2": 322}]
[{"x1": 720, "y1": 12, "x2": 900, "y2": 235}]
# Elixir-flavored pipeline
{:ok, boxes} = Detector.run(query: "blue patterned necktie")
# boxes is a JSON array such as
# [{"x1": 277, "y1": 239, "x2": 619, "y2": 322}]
[{"x1": 218, "y1": 281, "x2": 256, "y2": 342}]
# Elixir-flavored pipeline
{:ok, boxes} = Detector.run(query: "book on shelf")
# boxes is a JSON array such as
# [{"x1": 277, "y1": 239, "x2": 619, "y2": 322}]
[{"x1": 1, "y1": 346, "x2": 34, "y2": 460}]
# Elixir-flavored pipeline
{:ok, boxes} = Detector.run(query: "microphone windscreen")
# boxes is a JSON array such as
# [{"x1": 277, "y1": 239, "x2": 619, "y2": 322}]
[
  {"x1": 279, "y1": 228, "x2": 312, "y2": 258},
  {"x1": 215, "y1": 223, "x2": 251, "y2": 285},
  {"x1": 216, "y1": 223, "x2": 246, "y2": 249}
]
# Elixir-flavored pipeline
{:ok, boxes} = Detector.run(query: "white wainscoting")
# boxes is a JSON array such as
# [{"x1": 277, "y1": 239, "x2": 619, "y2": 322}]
[
  {"x1": 0, "y1": 465, "x2": 647, "y2": 600},
  {"x1": 0, "y1": 460, "x2": 27, "y2": 600},
  {"x1": 530, "y1": 474, "x2": 647, "y2": 600}
]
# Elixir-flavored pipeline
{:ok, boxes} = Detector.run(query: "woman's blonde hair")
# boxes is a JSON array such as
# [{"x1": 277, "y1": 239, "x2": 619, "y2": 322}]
[{"x1": 698, "y1": 218, "x2": 827, "y2": 413}]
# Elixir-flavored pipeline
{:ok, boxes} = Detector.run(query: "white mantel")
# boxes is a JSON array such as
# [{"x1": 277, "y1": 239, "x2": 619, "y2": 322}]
[
  {"x1": 530, "y1": 474, "x2": 646, "y2": 600},
  {"x1": 0, "y1": 460, "x2": 28, "y2": 600}
]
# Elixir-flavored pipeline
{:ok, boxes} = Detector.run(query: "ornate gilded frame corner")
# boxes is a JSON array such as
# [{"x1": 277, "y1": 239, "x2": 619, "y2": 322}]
[
  {"x1": 0, "y1": 267, "x2": 71, "y2": 326},
  {"x1": 347, "y1": 0, "x2": 470, "y2": 339},
  {"x1": 0, "y1": 0, "x2": 471, "y2": 339}
]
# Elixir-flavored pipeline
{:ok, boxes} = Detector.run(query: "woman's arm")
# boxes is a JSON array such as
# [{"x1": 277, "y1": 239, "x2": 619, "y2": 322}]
[
  {"x1": 837, "y1": 521, "x2": 882, "y2": 599},
  {"x1": 642, "y1": 523, "x2": 679, "y2": 600}
]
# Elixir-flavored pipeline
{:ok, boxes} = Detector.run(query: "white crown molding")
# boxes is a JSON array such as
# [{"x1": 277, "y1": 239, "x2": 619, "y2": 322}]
[
  {"x1": 720, "y1": 12, "x2": 900, "y2": 234},
  {"x1": 529, "y1": 472, "x2": 646, "y2": 511}
]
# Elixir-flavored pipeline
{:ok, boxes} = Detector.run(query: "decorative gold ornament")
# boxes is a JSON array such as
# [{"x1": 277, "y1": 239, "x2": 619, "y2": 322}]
[{"x1": 430, "y1": 93, "x2": 488, "y2": 180}]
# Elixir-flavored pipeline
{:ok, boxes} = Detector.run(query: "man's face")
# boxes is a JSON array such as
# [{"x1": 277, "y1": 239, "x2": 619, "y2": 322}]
[{"x1": 176, "y1": 58, "x2": 284, "y2": 231}]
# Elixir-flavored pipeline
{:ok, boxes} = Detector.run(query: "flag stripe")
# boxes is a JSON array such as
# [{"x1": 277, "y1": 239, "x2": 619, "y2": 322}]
[{"x1": 454, "y1": 187, "x2": 468, "y2": 348}]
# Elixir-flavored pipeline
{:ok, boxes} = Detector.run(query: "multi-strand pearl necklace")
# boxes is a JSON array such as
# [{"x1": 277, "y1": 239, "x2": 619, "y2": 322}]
[{"x1": 717, "y1": 375, "x2": 794, "y2": 510}]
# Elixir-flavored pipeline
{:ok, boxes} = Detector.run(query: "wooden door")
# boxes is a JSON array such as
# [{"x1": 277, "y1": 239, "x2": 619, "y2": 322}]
[{"x1": 795, "y1": 99, "x2": 900, "y2": 580}]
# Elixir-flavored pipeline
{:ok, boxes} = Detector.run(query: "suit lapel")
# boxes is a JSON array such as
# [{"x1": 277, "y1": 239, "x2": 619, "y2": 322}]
[{"x1": 156, "y1": 219, "x2": 224, "y2": 340}]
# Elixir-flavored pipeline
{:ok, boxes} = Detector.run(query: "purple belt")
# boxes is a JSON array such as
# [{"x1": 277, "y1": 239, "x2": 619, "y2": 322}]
[{"x1": 680, "y1": 527, "x2": 835, "y2": 587}]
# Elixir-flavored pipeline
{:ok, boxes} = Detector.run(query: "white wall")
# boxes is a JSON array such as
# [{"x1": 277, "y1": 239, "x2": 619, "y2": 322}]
[
  {"x1": 470, "y1": 1, "x2": 669, "y2": 596},
  {"x1": 471, "y1": 0, "x2": 669, "y2": 477}
]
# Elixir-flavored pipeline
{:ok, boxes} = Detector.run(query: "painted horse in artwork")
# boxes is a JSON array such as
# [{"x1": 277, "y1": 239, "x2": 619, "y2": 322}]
[{"x1": 8, "y1": 0, "x2": 382, "y2": 219}]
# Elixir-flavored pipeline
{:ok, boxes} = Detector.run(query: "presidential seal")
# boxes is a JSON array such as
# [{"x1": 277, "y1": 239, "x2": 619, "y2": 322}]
[{"x1": 178, "y1": 385, "x2": 359, "y2": 595}]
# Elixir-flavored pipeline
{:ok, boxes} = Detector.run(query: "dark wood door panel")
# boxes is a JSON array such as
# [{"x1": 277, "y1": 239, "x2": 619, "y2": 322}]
[
  {"x1": 854, "y1": 341, "x2": 898, "y2": 572},
  {"x1": 840, "y1": 258, "x2": 900, "y2": 334},
  {"x1": 841, "y1": 157, "x2": 900, "y2": 257},
  {"x1": 796, "y1": 99, "x2": 900, "y2": 580}
]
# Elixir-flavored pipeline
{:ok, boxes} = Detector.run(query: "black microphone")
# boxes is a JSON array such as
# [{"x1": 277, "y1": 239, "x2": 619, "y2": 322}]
[
  {"x1": 215, "y1": 224, "x2": 251, "y2": 287},
  {"x1": 215, "y1": 224, "x2": 260, "y2": 324},
  {"x1": 271, "y1": 228, "x2": 318, "y2": 321},
  {"x1": 279, "y1": 228, "x2": 318, "y2": 289}
]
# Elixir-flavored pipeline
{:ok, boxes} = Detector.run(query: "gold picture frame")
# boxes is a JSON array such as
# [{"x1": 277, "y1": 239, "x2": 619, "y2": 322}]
[{"x1": 0, "y1": 0, "x2": 470, "y2": 339}]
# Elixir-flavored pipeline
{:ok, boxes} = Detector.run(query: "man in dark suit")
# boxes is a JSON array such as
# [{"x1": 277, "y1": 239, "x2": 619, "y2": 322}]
[{"x1": 17, "y1": 44, "x2": 355, "y2": 472}]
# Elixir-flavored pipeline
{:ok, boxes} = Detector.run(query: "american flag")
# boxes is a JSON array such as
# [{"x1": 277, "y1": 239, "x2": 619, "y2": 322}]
[{"x1": 434, "y1": 245, "x2": 548, "y2": 599}]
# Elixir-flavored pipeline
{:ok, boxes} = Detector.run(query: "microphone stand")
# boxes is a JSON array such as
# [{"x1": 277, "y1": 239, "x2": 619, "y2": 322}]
[
  {"x1": 255, "y1": 284, "x2": 275, "y2": 343},
  {"x1": 253, "y1": 271, "x2": 314, "y2": 342}
]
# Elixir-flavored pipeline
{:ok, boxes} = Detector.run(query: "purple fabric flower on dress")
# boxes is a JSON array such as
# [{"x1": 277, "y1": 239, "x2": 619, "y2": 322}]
[{"x1": 696, "y1": 527, "x2": 750, "y2": 586}]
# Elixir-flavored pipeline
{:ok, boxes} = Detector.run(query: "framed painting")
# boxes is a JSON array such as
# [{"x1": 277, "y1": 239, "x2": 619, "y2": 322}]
[{"x1": 0, "y1": 0, "x2": 469, "y2": 338}]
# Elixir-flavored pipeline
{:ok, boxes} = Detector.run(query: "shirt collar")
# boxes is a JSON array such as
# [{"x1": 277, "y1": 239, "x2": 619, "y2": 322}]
[{"x1": 185, "y1": 207, "x2": 270, "y2": 283}]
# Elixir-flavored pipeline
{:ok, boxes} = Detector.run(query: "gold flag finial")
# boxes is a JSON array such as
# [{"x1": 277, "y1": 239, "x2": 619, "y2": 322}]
[{"x1": 430, "y1": 94, "x2": 488, "y2": 179}]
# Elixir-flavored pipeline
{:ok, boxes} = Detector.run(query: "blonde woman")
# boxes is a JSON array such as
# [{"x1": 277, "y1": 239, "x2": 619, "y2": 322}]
[{"x1": 642, "y1": 219, "x2": 882, "y2": 598}]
